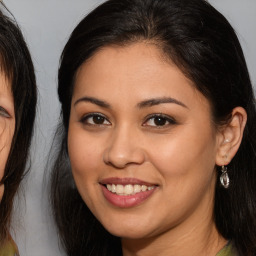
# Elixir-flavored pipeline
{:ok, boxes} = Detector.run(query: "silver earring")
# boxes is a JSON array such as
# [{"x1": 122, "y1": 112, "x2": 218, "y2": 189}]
[{"x1": 220, "y1": 165, "x2": 229, "y2": 188}]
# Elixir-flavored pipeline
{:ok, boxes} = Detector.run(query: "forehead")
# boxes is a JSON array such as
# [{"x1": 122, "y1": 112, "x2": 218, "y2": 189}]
[{"x1": 73, "y1": 43, "x2": 210, "y2": 112}]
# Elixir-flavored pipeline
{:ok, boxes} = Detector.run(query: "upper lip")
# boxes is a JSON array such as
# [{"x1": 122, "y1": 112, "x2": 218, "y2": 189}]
[{"x1": 100, "y1": 177, "x2": 157, "y2": 186}]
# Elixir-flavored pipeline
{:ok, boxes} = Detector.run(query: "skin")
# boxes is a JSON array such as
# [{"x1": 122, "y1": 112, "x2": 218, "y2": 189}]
[
  {"x1": 68, "y1": 43, "x2": 246, "y2": 256},
  {"x1": 0, "y1": 72, "x2": 15, "y2": 200}
]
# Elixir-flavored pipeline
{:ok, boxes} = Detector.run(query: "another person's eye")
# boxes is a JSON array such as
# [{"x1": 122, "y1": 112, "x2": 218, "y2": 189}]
[
  {"x1": 0, "y1": 106, "x2": 11, "y2": 118},
  {"x1": 143, "y1": 114, "x2": 176, "y2": 128},
  {"x1": 80, "y1": 113, "x2": 111, "y2": 126}
]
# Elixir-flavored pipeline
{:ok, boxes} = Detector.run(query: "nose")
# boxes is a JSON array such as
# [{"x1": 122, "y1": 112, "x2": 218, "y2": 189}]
[{"x1": 103, "y1": 126, "x2": 145, "y2": 169}]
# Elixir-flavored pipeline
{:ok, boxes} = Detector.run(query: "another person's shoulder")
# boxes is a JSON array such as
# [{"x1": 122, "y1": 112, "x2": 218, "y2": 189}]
[{"x1": 0, "y1": 237, "x2": 19, "y2": 256}]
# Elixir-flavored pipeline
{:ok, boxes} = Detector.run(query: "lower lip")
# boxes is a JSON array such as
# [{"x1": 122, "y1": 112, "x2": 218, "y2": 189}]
[{"x1": 101, "y1": 185, "x2": 156, "y2": 208}]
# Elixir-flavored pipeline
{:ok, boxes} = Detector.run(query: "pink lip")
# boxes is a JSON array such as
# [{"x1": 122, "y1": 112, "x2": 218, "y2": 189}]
[{"x1": 100, "y1": 177, "x2": 157, "y2": 208}]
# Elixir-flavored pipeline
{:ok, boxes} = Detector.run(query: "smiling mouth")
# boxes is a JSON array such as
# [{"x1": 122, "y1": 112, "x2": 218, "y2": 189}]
[
  {"x1": 105, "y1": 184, "x2": 155, "y2": 196},
  {"x1": 100, "y1": 179, "x2": 158, "y2": 207}
]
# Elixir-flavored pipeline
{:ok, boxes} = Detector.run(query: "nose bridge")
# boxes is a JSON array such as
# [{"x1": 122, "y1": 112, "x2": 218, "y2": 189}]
[{"x1": 103, "y1": 123, "x2": 145, "y2": 168}]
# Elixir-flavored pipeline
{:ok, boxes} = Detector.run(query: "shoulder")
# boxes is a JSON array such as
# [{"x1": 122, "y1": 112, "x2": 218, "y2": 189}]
[
  {"x1": 0, "y1": 238, "x2": 19, "y2": 256},
  {"x1": 216, "y1": 241, "x2": 239, "y2": 256}
]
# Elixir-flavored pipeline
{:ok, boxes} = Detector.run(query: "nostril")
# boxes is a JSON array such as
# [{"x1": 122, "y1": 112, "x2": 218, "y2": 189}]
[{"x1": 103, "y1": 147, "x2": 145, "y2": 169}]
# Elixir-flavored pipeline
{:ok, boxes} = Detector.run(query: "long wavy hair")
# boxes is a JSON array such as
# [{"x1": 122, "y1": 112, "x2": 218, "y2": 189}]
[
  {"x1": 0, "y1": 4, "x2": 37, "y2": 244},
  {"x1": 50, "y1": 0, "x2": 256, "y2": 255}
]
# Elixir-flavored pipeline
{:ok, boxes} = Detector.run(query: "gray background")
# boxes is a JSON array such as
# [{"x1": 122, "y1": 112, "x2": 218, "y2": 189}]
[{"x1": 2, "y1": 0, "x2": 256, "y2": 255}]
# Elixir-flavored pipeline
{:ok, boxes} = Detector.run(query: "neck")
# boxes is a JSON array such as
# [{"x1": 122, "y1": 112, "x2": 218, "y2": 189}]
[
  {"x1": 122, "y1": 221, "x2": 226, "y2": 256},
  {"x1": 122, "y1": 188, "x2": 227, "y2": 256}
]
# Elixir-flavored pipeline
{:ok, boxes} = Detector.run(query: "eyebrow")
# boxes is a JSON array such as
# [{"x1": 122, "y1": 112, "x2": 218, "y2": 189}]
[
  {"x1": 74, "y1": 96, "x2": 110, "y2": 108},
  {"x1": 74, "y1": 96, "x2": 188, "y2": 109},
  {"x1": 137, "y1": 97, "x2": 188, "y2": 109}
]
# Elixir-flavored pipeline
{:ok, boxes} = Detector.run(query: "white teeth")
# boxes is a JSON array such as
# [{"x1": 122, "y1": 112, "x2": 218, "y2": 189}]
[
  {"x1": 106, "y1": 184, "x2": 155, "y2": 195},
  {"x1": 112, "y1": 184, "x2": 116, "y2": 193},
  {"x1": 124, "y1": 184, "x2": 133, "y2": 195},
  {"x1": 107, "y1": 184, "x2": 112, "y2": 191},
  {"x1": 141, "y1": 185, "x2": 147, "y2": 192},
  {"x1": 134, "y1": 184, "x2": 141, "y2": 193},
  {"x1": 116, "y1": 184, "x2": 124, "y2": 194}
]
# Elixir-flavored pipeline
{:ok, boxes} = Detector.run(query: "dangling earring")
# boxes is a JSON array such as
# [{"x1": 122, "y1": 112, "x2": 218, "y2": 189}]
[{"x1": 220, "y1": 165, "x2": 229, "y2": 188}]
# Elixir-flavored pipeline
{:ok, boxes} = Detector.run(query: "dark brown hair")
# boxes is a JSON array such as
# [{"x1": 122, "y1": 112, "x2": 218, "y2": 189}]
[{"x1": 0, "y1": 4, "x2": 37, "y2": 244}]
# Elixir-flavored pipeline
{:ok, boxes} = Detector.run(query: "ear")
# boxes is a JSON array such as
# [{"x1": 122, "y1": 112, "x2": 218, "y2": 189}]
[{"x1": 215, "y1": 107, "x2": 247, "y2": 166}]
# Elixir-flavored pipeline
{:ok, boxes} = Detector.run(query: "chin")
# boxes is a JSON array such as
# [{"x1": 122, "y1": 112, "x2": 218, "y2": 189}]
[{"x1": 101, "y1": 220, "x2": 155, "y2": 239}]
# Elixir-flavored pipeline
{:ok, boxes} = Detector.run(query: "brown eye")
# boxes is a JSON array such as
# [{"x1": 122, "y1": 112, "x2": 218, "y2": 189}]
[
  {"x1": 153, "y1": 116, "x2": 167, "y2": 126},
  {"x1": 81, "y1": 113, "x2": 111, "y2": 126},
  {"x1": 143, "y1": 114, "x2": 176, "y2": 128},
  {"x1": 92, "y1": 115, "x2": 105, "y2": 124}
]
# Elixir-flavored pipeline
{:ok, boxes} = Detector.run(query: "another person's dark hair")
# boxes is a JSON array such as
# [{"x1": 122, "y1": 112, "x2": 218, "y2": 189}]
[
  {"x1": 0, "y1": 4, "x2": 37, "y2": 244},
  {"x1": 50, "y1": 0, "x2": 256, "y2": 255}
]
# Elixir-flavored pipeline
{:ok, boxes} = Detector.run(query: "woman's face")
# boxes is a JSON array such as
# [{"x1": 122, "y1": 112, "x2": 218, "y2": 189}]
[
  {"x1": 0, "y1": 73, "x2": 15, "y2": 200},
  {"x1": 68, "y1": 43, "x2": 221, "y2": 240}
]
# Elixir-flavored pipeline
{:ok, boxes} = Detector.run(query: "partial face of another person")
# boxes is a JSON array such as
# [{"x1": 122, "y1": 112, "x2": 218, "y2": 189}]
[
  {"x1": 68, "y1": 43, "x2": 222, "y2": 239},
  {"x1": 0, "y1": 72, "x2": 15, "y2": 200}
]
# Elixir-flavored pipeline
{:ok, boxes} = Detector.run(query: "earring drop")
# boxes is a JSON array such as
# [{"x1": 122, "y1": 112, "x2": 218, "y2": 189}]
[{"x1": 220, "y1": 165, "x2": 229, "y2": 188}]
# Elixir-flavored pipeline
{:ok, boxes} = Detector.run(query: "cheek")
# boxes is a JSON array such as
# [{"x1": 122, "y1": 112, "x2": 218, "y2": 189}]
[
  {"x1": 0, "y1": 122, "x2": 15, "y2": 175},
  {"x1": 68, "y1": 126, "x2": 107, "y2": 212},
  {"x1": 68, "y1": 126, "x2": 102, "y2": 181},
  {"x1": 147, "y1": 123, "x2": 217, "y2": 186},
  {"x1": 0, "y1": 120, "x2": 15, "y2": 200}
]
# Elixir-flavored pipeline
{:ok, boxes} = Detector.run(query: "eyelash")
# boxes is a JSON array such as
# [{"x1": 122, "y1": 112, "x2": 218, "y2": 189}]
[
  {"x1": 80, "y1": 113, "x2": 111, "y2": 126},
  {"x1": 143, "y1": 114, "x2": 177, "y2": 128},
  {"x1": 0, "y1": 106, "x2": 11, "y2": 118},
  {"x1": 80, "y1": 112, "x2": 176, "y2": 128}
]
